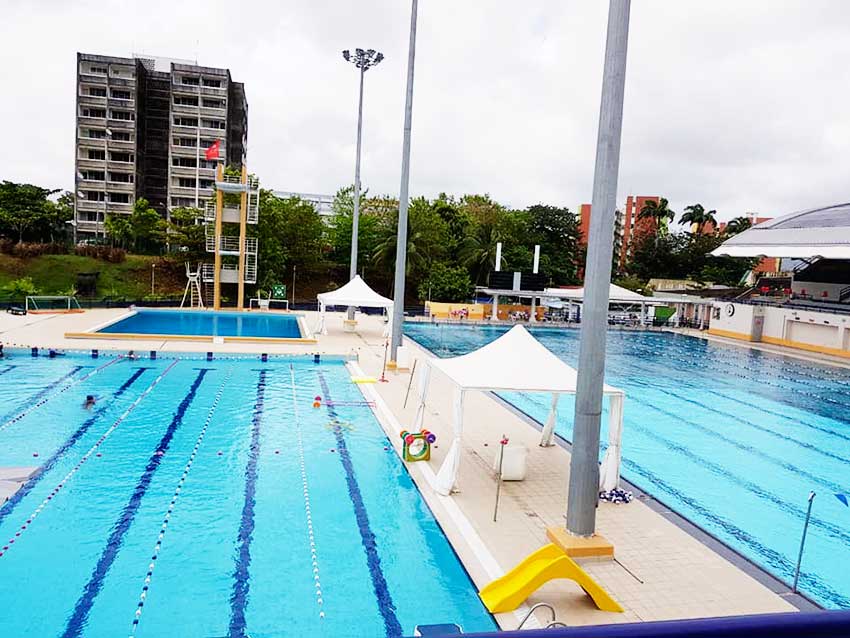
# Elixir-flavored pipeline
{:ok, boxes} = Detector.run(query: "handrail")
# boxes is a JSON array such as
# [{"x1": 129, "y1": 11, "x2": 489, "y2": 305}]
[{"x1": 516, "y1": 602, "x2": 556, "y2": 630}]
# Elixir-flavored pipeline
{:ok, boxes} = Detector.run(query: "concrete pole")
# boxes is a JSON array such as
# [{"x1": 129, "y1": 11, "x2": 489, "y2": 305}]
[
  {"x1": 390, "y1": 0, "x2": 419, "y2": 362},
  {"x1": 348, "y1": 65, "x2": 366, "y2": 321},
  {"x1": 567, "y1": 0, "x2": 631, "y2": 537}
]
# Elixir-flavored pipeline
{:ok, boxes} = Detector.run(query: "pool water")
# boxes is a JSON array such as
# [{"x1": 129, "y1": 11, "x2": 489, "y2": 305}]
[
  {"x1": 0, "y1": 351, "x2": 495, "y2": 637},
  {"x1": 404, "y1": 323, "x2": 850, "y2": 610},
  {"x1": 97, "y1": 309, "x2": 303, "y2": 339}
]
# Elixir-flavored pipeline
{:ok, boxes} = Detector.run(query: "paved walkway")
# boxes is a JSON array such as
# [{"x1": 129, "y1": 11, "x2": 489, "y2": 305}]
[{"x1": 0, "y1": 309, "x2": 800, "y2": 629}]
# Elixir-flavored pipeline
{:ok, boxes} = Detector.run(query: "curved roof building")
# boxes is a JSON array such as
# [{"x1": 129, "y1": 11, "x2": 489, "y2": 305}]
[{"x1": 713, "y1": 203, "x2": 850, "y2": 259}]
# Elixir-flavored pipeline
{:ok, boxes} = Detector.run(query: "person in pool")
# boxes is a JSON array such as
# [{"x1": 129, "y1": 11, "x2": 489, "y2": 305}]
[
  {"x1": 83, "y1": 395, "x2": 97, "y2": 410},
  {"x1": 127, "y1": 350, "x2": 138, "y2": 360},
  {"x1": 0, "y1": 343, "x2": 4, "y2": 359}
]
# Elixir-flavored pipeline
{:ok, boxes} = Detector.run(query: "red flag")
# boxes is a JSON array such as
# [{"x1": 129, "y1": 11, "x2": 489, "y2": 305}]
[{"x1": 204, "y1": 139, "x2": 221, "y2": 161}]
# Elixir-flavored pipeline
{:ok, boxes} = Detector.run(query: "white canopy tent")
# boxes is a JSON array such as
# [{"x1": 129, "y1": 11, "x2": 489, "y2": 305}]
[
  {"x1": 315, "y1": 275, "x2": 394, "y2": 335},
  {"x1": 413, "y1": 325, "x2": 625, "y2": 495},
  {"x1": 544, "y1": 283, "x2": 653, "y2": 303}
]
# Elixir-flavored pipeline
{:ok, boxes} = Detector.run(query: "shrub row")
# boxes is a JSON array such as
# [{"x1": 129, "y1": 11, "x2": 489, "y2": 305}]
[
  {"x1": 74, "y1": 244, "x2": 126, "y2": 263},
  {"x1": 0, "y1": 240, "x2": 67, "y2": 258}
]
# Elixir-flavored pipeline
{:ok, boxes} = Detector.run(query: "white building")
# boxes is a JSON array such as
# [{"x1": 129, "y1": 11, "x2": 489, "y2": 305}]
[{"x1": 273, "y1": 191, "x2": 334, "y2": 218}]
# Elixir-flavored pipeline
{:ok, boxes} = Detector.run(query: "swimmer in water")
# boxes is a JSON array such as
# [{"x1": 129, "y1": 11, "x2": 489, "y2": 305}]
[
  {"x1": 83, "y1": 395, "x2": 96, "y2": 410},
  {"x1": 127, "y1": 350, "x2": 138, "y2": 360}
]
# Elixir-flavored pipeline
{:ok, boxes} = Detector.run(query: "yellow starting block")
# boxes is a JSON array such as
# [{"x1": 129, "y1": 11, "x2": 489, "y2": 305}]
[
  {"x1": 351, "y1": 376, "x2": 377, "y2": 384},
  {"x1": 479, "y1": 529, "x2": 623, "y2": 614}
]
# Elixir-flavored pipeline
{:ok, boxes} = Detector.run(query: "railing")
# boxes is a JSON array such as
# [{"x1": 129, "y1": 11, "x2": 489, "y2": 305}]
[
  {"x1": 204, "y1": 234, "x2": 258, "y2": 254},
  {"x1": 840, "y1": 285, "x2": 850, "y2": 302},
  {"x1": 216, "y1": 174, "x2": 259, "y2": 190}
]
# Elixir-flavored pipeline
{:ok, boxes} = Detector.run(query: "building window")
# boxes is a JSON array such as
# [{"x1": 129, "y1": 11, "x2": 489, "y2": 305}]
[
  {"x1": 199, "y1": 159, "x2": 217, "y2": 169},
  {"x1": 174, "y1": 117, "x2": 198, "y2": 127},
  {"x1": 81, "y1": 107, "x2": 106, "y2": 118},
  {"x1": 111, "y1": 89, "x2": 131, "y2": 100},
  {"x1": 87, "y1": 149, "x2": 106, "y2": 160},
  {"x1": 181, "y1": 76, "x2": 200, "y2": 86},
  {"x1": 174, "y1": 96, "x2": 199, "y2": 106},
  {"x1": 89, "y1": 66, "x2": 107, "y2": 75},
  {"x1": 178, "y1": 178, "x2": 197, "y2": 188},
  {"x1": 202, "y1": 78, "x2": 222, "y2": 88},
  {"x1": 172, "y1": 157, "x2": 197, "y2": 168},
  {"x1": 199, "y1": 179, "x2": 214, "y2": 189},
  {"x1": 81, "y1": 170, "x2": 105, "y2": 181},
  {"x1": 83, "y1": 191, "x2": 106, "y2": 202},
  {"x1": 111, "y1": 130, "x2": 132, "y2": 141},
  {"x1": 86, "y1": 129, "x2": 106, "y2": 139},
  {"x1": 171, "y1": 197, "x2": 196, "y2": 207},
  {"x1": 173, "y1": 137, "x2": 196, "y2": 147},
  {"x1": 88, "y1": 87, "x2": 107, "y2": 97},
  {"x1": 110, "y1": 110, "x2": 134, "y2": 121},
  {"x1": 109, "y1": 193, "x2": 130, "y2": 203},
  {"x1": 202, "y1": 119, "x2": 225, "y2": 130},
  {"x1": 202, "y1": 98, "x2": 225, "y2": 109},
  {"x1": 109, "y1": 172, "x2": 134, "y2": 183},
  {"x1": 110, "y1": 152, "x2": 133, "y2": 162}
]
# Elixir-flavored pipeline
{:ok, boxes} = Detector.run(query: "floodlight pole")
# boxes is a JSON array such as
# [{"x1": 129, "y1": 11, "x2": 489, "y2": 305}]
[
  {"x1": 343, "y1": 47, "x2": 384, "y2": 320},
  {"x1": 390, "y1": 0, "x2": 419, "y2": 363},
  {"x1": 566, "y1": 0, "x2": 631, "y2": 537}
]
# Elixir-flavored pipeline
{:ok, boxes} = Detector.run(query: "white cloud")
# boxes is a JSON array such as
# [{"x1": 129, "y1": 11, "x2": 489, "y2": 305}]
[{"x1": 2, "y1": 0, "x2": 850, "y2": 221}]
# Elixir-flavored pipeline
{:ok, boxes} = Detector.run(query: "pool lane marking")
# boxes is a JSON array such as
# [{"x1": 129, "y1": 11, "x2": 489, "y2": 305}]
[
  {"x1": 317, "y1": 371, "x2": 403, "y2": 638},
  {"x1": 228, "y1": 369, "x2": 268, "y2": 638},
  {"x1": 0, "y1": 367, "x2": 149, "y2": 525},
  {"x1": 62, "y1": 365, "x2": 208, "y2": 638},
  {"x1": 129, "y1": 368, "x2": 232, "y2": 636},
  {"x1": 0, "y1": 362, "x2": 178, "y2": 561},
  {"x1": 0, "y1": 356, "x2": 123, "y2": 434},
  {"x1": 289, "y1": 365, "x2": 325, "y2": 620}
]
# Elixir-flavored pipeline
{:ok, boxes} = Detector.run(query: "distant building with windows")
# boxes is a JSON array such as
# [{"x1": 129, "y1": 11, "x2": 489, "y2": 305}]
[
  {"x1": 273, "y1": 191, "x2": 335, "y2": 218},
  {"x1": 579, "y1": 195, "x2": 661, "y2": 268},
  {"x1": 74, "y1": 53, "x2": 247, "y2": 238}
]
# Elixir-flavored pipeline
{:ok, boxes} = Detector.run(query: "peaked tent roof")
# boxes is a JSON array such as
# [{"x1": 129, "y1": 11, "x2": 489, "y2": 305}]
[
  {"x1": 544, "y1": 283, "x2": 650, "y2": 302},
  {"x1": 428, "y1": 325, "x2": 622, "y2": 395},
  {"x1": 316, "y1": 275, "x2": 393, "y2": 308}
]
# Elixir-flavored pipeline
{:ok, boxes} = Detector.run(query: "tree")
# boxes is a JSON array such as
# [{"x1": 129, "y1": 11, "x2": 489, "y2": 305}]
[
  {"x1": 256, "y1": 191, "x2": 326, "y2": 291},
  {"x1": 105, "y1": 213, "x2": 133, "y2": 248},
  {"x1": 128, "y1": 198, "x2": 166, "y2": 253},
  {"x1": 417, "y1": 263, "x2": 473, "y2": 302},
  {"x1": 0, "y1": 181, "x2": 60, "y2": 243},
  {"x1": 526, "y1": 204, "x2": 581, "y2": 285},
  {"x1": 679, "y1": 203, "x2": 718, "y2": 234},
  {"x1": 326, "y1": 185, "x2": 382, "y2": 279},
  {"x1": 724, "y1": 216, "x2": 752, "y2": 235},
  {"x1": 637, "y1": 197, "x2": 675, "y2": 236},
  {"x1": 166, "y1": 207, "x2": 206, "y2": 259}
]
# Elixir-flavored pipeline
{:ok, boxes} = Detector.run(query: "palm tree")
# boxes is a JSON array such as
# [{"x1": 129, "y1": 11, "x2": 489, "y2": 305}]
[
  {"x1": 679, "y1": 203, "x2": 718, "y2": 234},
  {"x1": 724, "y1": 216, "x2": 752, "y2": 235},
  {"x1": 637, "y1": 198, "x2": 675, "y2": 235},
  {"x1": 458, "y1": 221, "x2": 502, "y2": 285}
]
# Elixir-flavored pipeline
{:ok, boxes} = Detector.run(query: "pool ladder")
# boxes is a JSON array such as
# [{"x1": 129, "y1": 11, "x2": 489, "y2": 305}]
[{"x1": 516, "y1": 602, "x2": 567, "y2": 630}]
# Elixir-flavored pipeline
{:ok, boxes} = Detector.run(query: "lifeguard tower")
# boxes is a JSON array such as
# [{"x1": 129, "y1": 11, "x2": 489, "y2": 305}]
[{"x1": 201, "y1": 164, "x2": 259, "y2": 309}]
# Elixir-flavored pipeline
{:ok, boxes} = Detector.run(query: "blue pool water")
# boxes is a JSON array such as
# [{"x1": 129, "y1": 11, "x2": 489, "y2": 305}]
[
  {"x1": 0, "y1": 351, "x2": 495, "y2": 637},
  {"x1": 404, "y1": 323, "x2": 850, "y2": 610},
  {"x1": 97, "y1": 309, "x2": 302, "y2": 338}
]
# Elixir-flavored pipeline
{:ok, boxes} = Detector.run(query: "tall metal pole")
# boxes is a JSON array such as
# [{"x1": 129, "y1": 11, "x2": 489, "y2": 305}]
[
  {"x1": 566, "y1": 0, "x2": 631, "y2": 537},
  {"x1": 348, "y1": 66, "x2": 366, "y2": 321},
  {"x1": 390, "y1": 0, "x2": 419, "y2": 362}
]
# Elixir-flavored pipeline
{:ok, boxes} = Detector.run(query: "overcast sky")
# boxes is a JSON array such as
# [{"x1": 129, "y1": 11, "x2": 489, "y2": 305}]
[{"x1": 3, "y1": 0, "x2": 850, "y2": 222}]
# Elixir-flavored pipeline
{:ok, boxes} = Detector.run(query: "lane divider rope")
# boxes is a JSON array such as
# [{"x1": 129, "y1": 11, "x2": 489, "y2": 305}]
[
  {"x1": 290, "y1": 364, "x2": 325, "y2": 620},
  {"x1": 0, "y1": 356, "x2": 124, "y2": 434},
  {"x1": 129, "y1": 367, "x2": 232, "y2": 636},
  {"x1": 0, "y1": 360, "x2": 179, "y2": 559}
]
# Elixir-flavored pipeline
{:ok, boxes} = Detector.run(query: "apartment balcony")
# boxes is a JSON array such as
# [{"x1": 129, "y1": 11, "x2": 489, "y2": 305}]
[
  {"x1": 170, "y1": 185, "x2": 214, "y2": 201},
  {"x1": 78, "y1": 94, "x2": 107, "y2": 107},
  {"x1": 171, "y1": 102, "x2": 200, "y2": 115},
  {"x1": 79, "y1": 73, "x2": 107, "y2": 85},
  {"x1": 108, "y1": 97, "x2": 135, "y2": 109},
  {"x1": 106, "y1": 118, "x2": 135, "y2": 130},
  {"x1": 77, "y1": 199, "x2": 107, "y2": 212},
  {"x1": 215, "y1": 174, "x2": 259, "y2": 193},
  {"x1": 200, "y1": 85, "x2": 228, "y2": 97},
  {"x1": 172, "y1": 124, "x2": 199, "y2": 137},
  {"x1": 108, "y1": 77, "x2": 135, "y2": 88},
  {"x1": 77, "y1": 157, "x2": 107, "y2": 170},
  {"x1": 171, "y1": 143, "x2": 227, "y2": 159},
  {"x1": 78, "y1": 115, "x2": 107, "y2": 128},
  {"x1": 205, "y1": 234, "x2": 258, "y2": 256},
  {"x1": 201, "y1": 258, "x2": 257, "y2": 285},
  {"x1": 106, "y1": 181, "x2": 135, "y2": 192},
  {"x1": 104, "y1": 138, "x2": 136, "y2": 150}
]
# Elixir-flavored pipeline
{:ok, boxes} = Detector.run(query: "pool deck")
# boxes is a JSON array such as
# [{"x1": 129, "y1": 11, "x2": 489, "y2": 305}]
[{"x1": 0, "y1": 309, "x2": 807, "y2": 629}]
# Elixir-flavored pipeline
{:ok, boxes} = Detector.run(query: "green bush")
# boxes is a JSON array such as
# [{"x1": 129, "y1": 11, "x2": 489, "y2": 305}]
[
  {"x1": 4, "y1": 276, "x2": 38, "y2": 298},
  {"x1": 418, "y1": 263, "x2": 473, "y2": 302}
]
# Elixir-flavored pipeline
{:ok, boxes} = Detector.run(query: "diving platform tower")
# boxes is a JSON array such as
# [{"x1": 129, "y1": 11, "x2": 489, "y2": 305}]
[{"x1": 202, "y1": 164, "x2": 259, "y2": 309}]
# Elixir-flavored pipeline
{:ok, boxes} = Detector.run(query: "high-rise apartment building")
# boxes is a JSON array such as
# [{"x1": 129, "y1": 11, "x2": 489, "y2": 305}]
[
  {"x1": 74, "y1": 53, "x2": 247, "y2": 238},
  {"x1": 579, "y1": 195, "x2": 661, "y2": 268}
]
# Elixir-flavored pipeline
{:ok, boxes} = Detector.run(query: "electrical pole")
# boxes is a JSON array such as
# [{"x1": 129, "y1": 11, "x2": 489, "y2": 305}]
[
  {"x1": 566, "y1": 0, "x2": 631, "y2": 537},
  {"x1": 390, "y1": 0, "x2": 419, "y2": 363}
]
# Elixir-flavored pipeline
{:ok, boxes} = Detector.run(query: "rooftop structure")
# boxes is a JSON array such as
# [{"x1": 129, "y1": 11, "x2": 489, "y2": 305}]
[
  {"x1": 74, "y1": 53, "x2": 247, "y2": 238},
  {"x1": 273, "y1": 190, "x2": 334, "y2": 217}
]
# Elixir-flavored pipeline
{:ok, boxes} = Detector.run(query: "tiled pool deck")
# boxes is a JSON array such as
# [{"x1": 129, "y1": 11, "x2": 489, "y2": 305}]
[{"x1": 0, "y1": 309, "x2": 809, "y2": 629}]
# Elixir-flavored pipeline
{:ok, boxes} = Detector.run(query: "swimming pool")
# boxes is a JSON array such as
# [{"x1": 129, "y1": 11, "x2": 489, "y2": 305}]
[
  {"x1": 0, "y1": 351, "x2": 496, "y2": 637},
  {"x1": 93, "y1": 309, "x2": 305, "y2": 340},
  {"x1": 404, "y1": 323, "x2": 850, "y2": 610}
]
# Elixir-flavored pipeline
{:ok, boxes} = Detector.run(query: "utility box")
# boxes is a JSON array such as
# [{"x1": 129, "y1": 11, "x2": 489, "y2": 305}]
[{"x1": 751, "y1": 306, "x2": 765, "y2": 342}]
